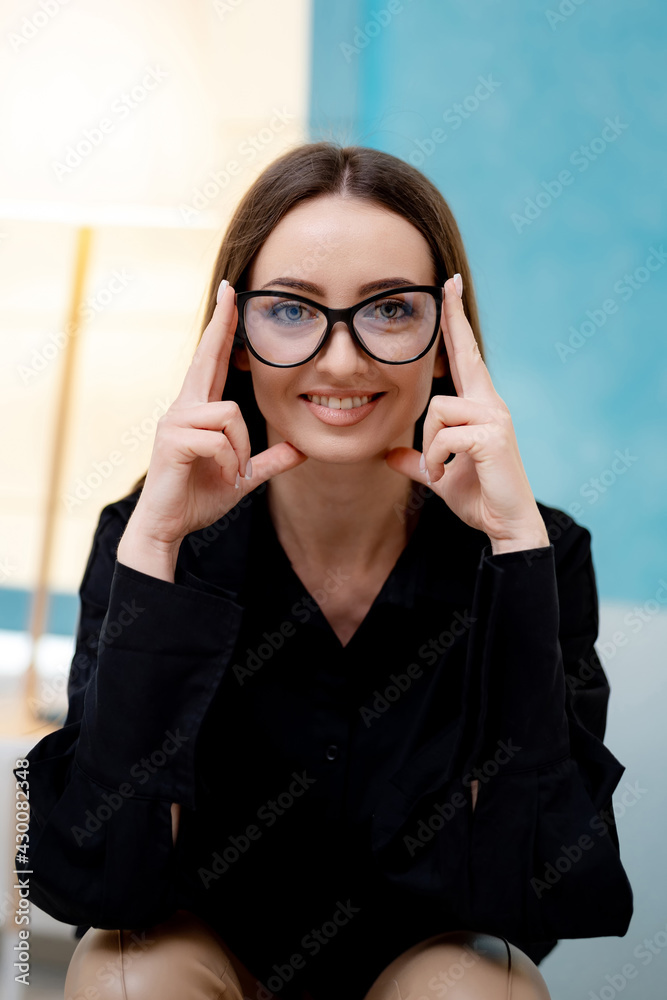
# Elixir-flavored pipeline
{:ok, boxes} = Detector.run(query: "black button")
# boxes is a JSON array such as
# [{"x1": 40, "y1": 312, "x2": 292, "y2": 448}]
[{"x1": 325, "y1": 744, "x2": 339, "y2": 761}]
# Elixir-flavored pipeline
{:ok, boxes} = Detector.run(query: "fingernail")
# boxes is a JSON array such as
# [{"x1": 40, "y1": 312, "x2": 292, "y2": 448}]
[
  {"x1": 453, "y1": 273, "x2": 463, "y2": 298},
  {"x1": 234, "y1": 471, "x2": 240, "y2": 489},
  {"x1": 217, "y1": 278, "x2": 229, "y2": 304},
  {"x1": 426, "y1": 472, "x2": 432, "y2": 486},
  {"x1": 245, "y1": 458, "x2": 253, "y2": 479},
  {"x1": 419, "y1": 452, "x2": 426, "y2": 472}
]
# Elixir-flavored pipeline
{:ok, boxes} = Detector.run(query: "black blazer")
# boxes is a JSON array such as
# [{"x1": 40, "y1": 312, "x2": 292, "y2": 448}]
[{"x1": 16, "y1": 481, "x2": 633, "y2": 984}]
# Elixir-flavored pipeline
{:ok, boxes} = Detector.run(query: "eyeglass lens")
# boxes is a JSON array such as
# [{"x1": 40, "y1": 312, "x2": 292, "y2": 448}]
[{"x1": 243, "y1": 290, "x2": 438, "y2": 365}]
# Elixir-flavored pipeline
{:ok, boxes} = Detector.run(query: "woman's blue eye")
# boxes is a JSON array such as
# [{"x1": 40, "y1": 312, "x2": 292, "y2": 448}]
[
  {"x1": 379, "y1": 301, "x2": 402, "y2": 319},
  {"x1": 365, "y1": 298, "x2": 413, "y2": 322},
  {"x1": 270, "y1": 301, "x2": 317, "y2": 324}
]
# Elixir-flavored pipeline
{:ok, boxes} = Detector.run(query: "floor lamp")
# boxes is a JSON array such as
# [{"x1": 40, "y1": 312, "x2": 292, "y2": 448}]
[
  {"x1": 0, "y1": 200, "x2": 222, "y2": 737},
  {"x1": 24, "y1": 225, "x2": 93, "y2": 732}
]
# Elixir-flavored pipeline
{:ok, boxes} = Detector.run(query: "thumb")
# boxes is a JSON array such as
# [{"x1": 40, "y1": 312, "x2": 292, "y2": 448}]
[
  {"x1": 384, "y1": 446, "x2": 423, "y2": 481},
  {"x1": 245, "y1": 441, "x2": 307, "y2": 490}
]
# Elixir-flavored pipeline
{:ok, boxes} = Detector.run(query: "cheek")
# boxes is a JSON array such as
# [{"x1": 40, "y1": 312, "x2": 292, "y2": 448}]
[
  {"x1": 404, "y1": 365, "x2": 436, "y2": 406},
  {"x1": 249, "y1": 372, "x2": 296, "y2": 418}
]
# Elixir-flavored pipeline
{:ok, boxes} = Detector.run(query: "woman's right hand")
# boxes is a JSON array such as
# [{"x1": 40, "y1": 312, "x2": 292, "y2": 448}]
[{"x1": 122, "y1": 279, "x2": 307, "y2": 557}]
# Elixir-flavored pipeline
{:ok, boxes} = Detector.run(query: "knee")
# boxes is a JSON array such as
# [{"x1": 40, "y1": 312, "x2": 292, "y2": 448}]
[
  {"x1": 420, "y1": 931, "x2": 552, "y2": 999},
  {"x1": 65, "y1": 925, "x2": 124, "y2": 1000},
  {"x1": 364, "y1": 930, "x2": 552, "y2": 1000},
  {"x1": 64, "y1": 909, "x2": 246, "y2": 1000}
]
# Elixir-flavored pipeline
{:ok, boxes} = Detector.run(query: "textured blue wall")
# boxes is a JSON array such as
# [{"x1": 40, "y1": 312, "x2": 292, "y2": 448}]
[{"x1": 308, "y1": 0, "x2": 666, "y2": 602}]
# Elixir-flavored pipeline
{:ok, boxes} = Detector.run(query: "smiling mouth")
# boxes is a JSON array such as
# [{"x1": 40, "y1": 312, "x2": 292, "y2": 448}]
[{"x1": 300, "y1": 392, "x2": 385, "y2": 409}]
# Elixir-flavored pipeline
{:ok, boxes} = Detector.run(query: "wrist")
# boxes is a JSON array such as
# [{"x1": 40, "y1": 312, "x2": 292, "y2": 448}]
[
  {"x1": 488, "y1": 522, "x2": 550, "y2": 556},
  {"x1": 117, "y1": 518, "x2": 182, "y2": 582}
]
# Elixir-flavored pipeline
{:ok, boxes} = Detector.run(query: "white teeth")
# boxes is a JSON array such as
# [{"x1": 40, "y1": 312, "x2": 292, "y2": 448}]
[{"x1": 306, "y1": 394, "x2": 375, "y2": 408}]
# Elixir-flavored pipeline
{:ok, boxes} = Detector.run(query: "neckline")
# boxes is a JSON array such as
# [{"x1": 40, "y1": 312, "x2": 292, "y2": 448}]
[{"x1": 251, "y1": 481, "x2": 433, "y2": 649}]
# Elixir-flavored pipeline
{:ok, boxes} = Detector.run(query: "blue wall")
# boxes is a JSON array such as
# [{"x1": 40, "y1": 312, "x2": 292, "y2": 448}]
[{"x1": 309, "y1": 0, "x2": 666, "y2": 602}]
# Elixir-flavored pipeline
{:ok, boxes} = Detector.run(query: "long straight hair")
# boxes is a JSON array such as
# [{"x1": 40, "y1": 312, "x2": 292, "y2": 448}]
[{"x1": 131, "y1": 141, "x2": 485, "y2": 494}]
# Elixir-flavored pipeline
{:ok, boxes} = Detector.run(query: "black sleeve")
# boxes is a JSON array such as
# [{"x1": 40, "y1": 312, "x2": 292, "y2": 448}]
[
  {"x1": 14, "y1": 501, "x2": 243, "y2": 930},
  {"x1": 370, "y1": 524, "x2": 634, "y2": 942}
]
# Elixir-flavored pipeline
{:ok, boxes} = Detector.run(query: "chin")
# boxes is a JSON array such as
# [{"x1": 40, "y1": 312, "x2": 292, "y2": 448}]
[
  {"x1": 283, "y1": 429, "x2": 405, "y2": 467},
  {"x1": 264, "y1": 407, "x2": 412, "y2": 463}
]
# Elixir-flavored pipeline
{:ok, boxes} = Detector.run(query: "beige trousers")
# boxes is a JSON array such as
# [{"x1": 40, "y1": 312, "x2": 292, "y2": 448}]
[{"x1": 64, "y1": 908, "x2": 553, "y2": 1000}]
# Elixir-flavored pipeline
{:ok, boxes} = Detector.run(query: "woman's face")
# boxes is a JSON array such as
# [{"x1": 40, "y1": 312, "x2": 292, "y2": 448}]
[{"x1": 233, "y1": 193, "x2": 447, "y2": 464}]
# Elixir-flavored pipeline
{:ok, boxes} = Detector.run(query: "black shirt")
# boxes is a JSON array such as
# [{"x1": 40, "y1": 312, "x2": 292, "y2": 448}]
[{"x1": 17, "y1": 480, "x2": 634, "y2": 999}]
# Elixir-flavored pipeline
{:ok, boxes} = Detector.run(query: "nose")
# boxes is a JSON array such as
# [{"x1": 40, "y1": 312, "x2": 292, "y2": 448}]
[{"x1": 314, "y1": 319, "x2": 370, "y2": 372}]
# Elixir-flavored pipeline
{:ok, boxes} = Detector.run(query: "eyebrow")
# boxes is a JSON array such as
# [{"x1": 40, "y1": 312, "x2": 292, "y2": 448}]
[{"x1": 258, "y1": 277, "x2": 418, "y2": 296}]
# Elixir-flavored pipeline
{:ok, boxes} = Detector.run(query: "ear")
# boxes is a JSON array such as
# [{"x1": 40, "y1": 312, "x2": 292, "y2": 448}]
[
  {"x1": 232, "y1": 343, "x2": 252, "y2": 371},
  {"x1": 432, "y1": 329, "x2": 448, "y2": 379}
]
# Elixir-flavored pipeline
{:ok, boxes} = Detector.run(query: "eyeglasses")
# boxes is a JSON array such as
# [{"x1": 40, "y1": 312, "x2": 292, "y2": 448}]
[{"x1": 234, "y1": 285, "x2": 444, "y2": 367}]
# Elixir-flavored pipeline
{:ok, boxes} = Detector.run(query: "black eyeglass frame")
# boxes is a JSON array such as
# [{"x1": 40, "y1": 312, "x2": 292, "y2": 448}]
[{"x1": 234, "y1": 284, "x2": 445, "y2": 368}]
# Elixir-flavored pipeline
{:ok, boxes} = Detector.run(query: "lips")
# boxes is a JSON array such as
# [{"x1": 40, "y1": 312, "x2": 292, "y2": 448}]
[
  {"x1": 300, "y1": 392, "x2": 385, "y2": 410},
  {"x1": 299, "y1": 392, "x2": 385, "y2": 425}
]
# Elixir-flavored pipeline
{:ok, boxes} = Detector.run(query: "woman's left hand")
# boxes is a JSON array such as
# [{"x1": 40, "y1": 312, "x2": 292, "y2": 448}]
[{"x1": 385, "y1": 275, "x2": 550, "y2": 556}]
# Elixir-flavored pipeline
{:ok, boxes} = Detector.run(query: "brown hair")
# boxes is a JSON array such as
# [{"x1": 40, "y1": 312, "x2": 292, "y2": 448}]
[{"x1": 130, "y1": 140, "x2": 485, "y2": 495}]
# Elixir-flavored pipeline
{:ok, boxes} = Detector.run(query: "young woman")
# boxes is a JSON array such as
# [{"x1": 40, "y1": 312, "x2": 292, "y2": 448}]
[{"x1": 19, "y1": 142, "x2": 633, "y2": 1000}]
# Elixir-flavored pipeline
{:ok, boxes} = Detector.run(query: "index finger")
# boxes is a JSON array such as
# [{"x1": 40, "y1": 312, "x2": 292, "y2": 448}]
[
  {"x1": 177, "y1": 280, "x2": 238, "y2": 405},
  {"x1": 441, "y1": 276, "x2": 495, "y2": 401}
]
